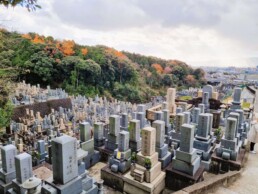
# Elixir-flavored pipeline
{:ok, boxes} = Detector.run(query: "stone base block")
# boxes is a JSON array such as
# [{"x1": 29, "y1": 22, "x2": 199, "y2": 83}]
[
  {"x1": 211, "y1": 148, "x2": 246, "y2": 174},
  {"x1": 0, "y1": 180, "x2": 13, "y2": 194},
  {"x1": 81, "y1": 175, "x2": 98, "y2": 194},
  {"x1": 175, "y1": 148, "x2": 198, "y2": 163},
  {"x1": 145, "y1": 162, "x2": 162, "y2": 183},
  {"x1": 42, "y1": 175, "x2": 83, "y2": 194},
  {"x1": 172, "y1": 156, "x2": 201, "y2": 176},
  {"x1": 94, "y1": 138, "x2": 105, "y2": 147},
  {"x1": 0, "y1": 169, "x2": 16, "y2": 184},
  {"x1": 165, "y1": 163, "x2": 205, "y2": 191},
  {"x1": 84, "y1": 184, "x2": 98, "y2": 194},
  {"x1": 221, "y1": 138, "x2": 237, "y2": 151},
  {"x1": 171, "y1": 131, "x2": 180, "y2": 140},
  {"x1": 104, "y1": 140, "x2": 118, "y2": 151},
  {"x1": 195, "y1": 135, "x2": 210, "y2": 141},
  {"x1": 101, "y1": 165, "x2": 125, "y2": 192},
  {"x1": 129, "y1": 140, "x2": 141, "y2": 153},
  {"x1": 81, "y1": 139, "x2": 94, "y2": 154},
  {"x1": 193, "y1": 138, "x2": 212, "y2": 152},
  {"x1": 79, "y1": 162, "x2": 86, "y2": 175},
  {"x1": 84, "y1": 151, "x2": 100, "y2": 169},
  {"x1": 107, "y1": 133, "x2": 119, "y2": 144},
  {"x1": 201, "y1": 159, "x2": 211, "y2": 171},
  {"x1": 114, "y1": 149, "x2": 131, "y2": 160},
  {"x1": 159, "y1": 152, "x2": 172, "y2": 170},
  {"x1": 109, "y1": 158, "x2": 131, "y2": 174},
  {"x1": 156, "y1": 144, "x2": 168, "y2": 158},
  {"x1": 123, "y1": 171, "x2": 165, "y2": 194},
  {"x1": 136, "y1": 152, "x2": 159, "y2": 167},
  {"x1": 7, "y1": 179, "x2": 26, "y2": 194}
]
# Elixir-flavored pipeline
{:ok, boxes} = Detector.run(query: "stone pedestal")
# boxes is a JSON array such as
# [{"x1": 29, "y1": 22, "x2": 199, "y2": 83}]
[
  {"x1": 172, "y1": 124, "x2": 202, "y2": 176},
  {"x1": 123, "y1": 170, "x2": 165, "y2": 194},
  {"x1": 165, "y1": 163, "x2": 204, "y2": 191}
]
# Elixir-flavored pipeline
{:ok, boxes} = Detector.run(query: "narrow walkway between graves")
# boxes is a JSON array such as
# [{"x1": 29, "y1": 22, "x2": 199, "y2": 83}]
[{"x1": 211, "y1": 145, "x2": 258, "y2": 194}]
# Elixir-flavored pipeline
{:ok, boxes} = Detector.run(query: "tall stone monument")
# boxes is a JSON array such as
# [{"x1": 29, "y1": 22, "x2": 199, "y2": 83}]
[
  {"x1": 152, "y1": 120, "x2": 172, "y2": 169},
  {"x1": 172, "y1": 124, "x2": 201, "y2": 176},
  {"x1": 105, "y1": 115, "x2": 120, "y2": 151},
  {"x1": 80, "y1": 122, "x2": 100, "y2": 169},
  {"x1": 109, "y1": 131, "x2": 131, "y2": 173},
  {"x1": 216, "y1": 117, "x2": 239, "y2": 161},
  {"x1": 128, "y1": 119, "x2": 142, "y2": 152},
  {"x1": 0, "y1": 145, "x2": 17, "y2": 193},
  {"x1": 41, "y1": 135, "x2": 98, "y2": 194},
  {"x1": 167, "y1": 88, "x2": 176, "y2": 115},
  {"x1": 123, "y1": 126, "x2": 165, "y2": 194}
]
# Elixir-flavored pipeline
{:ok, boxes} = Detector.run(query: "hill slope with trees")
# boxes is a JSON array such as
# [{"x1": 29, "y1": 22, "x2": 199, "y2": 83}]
[{"x1": 0, "y1": 28, "x2": 206, "y2": 103}]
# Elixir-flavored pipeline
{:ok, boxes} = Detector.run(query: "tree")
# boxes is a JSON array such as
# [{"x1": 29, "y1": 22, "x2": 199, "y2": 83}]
[
  {"x1": 184, "y1": 75, "x2": 196, "y2": 86},
  {"x1": 162, "y1": 74, "x2": 173, "y2": 86},
  {"x1": 0, "y1": 100, "x2": 14, "y2": 130},
  {"x1": 151, "y1": 63, "x2": 163, "y2": 74},
  {"x1": 57, "y1": 40, "x2": 75, "y2": 56},
  {"x1": 0, "y1": 0, "x2": 41, "y2": 11}
]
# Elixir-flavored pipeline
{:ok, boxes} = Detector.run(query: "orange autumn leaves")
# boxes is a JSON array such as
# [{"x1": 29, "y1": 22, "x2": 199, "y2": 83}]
[
  {"x1": 152, "y1": 63, "x2": 163, "y2": 74},
  {"x1": 81, "y1": 48, "x2": 88, "y2": 56},
  {"x1": 106, "y1": 48, "x2": 127, "y2": 60},
  {"x1": 56, "y1": 40, "x2": 75, "y2": 56},
  {"x1": 22, "y1": 33, "x2": 88, "y2": 57}
]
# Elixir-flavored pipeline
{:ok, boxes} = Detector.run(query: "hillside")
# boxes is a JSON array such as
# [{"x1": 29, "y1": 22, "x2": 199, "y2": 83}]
[{"x1": 0, "y1": 28, "x2": 206, "y2": 103}]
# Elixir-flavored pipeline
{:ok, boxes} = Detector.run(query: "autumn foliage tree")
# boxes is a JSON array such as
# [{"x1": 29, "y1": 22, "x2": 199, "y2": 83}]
[
  {"x1": 81, "y1": 48, "x2": 88, "y2": 56},
  {"x1": 184, "y1": 75, "x2": 196, "y2": 86},
  {"x1": 31, "y1": 34, "x2": 44, "y2": 44},
  {"x1": 152, "y1": 63, "x2": 163, "y2": 74},
  {"x1": 57, "y1": 40, "x2": 75, "y2": 56}
]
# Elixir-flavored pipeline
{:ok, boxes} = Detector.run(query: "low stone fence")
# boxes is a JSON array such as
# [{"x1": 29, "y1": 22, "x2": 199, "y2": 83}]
[{"x1": 12, "y1": 98, "x2": 72, "y2": 122}]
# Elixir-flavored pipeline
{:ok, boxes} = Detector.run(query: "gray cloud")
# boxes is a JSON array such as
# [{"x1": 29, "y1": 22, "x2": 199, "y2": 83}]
[{"x1": 52, "y1": 0, "x2": 149, "y2": 30}]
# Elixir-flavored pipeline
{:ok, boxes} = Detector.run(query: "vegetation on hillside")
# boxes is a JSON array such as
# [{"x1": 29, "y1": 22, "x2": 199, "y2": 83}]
[{"x1": 0, "y1": 28, "x2": 206, "y2": 103}]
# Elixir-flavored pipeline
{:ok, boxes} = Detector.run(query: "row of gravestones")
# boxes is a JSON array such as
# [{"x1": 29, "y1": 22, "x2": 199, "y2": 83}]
[{"x1": 0, "y1": 135, "x2": 103, "y2": 194}]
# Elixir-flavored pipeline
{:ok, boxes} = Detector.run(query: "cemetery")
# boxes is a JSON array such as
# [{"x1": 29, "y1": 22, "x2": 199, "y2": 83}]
[{"x1": 0, "y1": 82, "x2": 255, "y2": 194}]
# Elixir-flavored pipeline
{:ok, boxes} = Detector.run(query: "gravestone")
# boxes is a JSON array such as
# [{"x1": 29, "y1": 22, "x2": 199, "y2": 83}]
[
  {"x1": 172, "y1": 124, "x2": 201, "y2": 176},
  {"x1": 192, "y1": 107, "x2": 201, "y2": 125},
  {"x1": 80, "y1": 122, "x2": 100, "y2": 169},
  {"x1": 8, "y1": 153, "x2": 33, "y2": 194},
  {"x1": 198, "y1": 104, "x2": 205, "y2": 114},
  {"x1": 152, "y1": 120, "x2": 172, "y2": 169},
  {"x1": 194, "y1": 113, "x2": 213, "y2": 170},
  {"x1": 171, "y1": 113, "x2": 185, "y2": 148},
  {"x1": 216, "y1": 117, "x2": 239, "y2": 161},
  {"x1": 123, "y1": 126, "x2": 165, "y2": 194},
  {"x1": 176, "y1": 107, "x2": 183, "y2": 114},
  {"x1": 154, "y1": 111, "x2": 164, "y2": 121},
  {"x1": 41, "y1": 135, "x2": 98, "y2": 194},
  {"x1": 37, "y1": 140, "x2": 47, "y2": 163},
  {"x1": 105, "y1": 115, "x2": 120, "y2": 151},
  {"x1": 183, "y1": 112, "x2": 191, "y2": 124},
  {"x1": 231, "y1": 87, "x2": 242, "y2": 110},
  {"x1": 109, "y1": 131, "x2": 131, "y2": 173},
  {"x1": 167, "y1": 88, "x2": 176, "y2": 114},
  {"x1": 202, "y1": 85, "x2": 213, "y2": 99},
  {"x1": 129, "y1": 120, "x2": 141, "y2": 152},
  {"x1": 120, "y1": 113, "x2": 129, "y2": 131},
  {"x1": 94, "y1": 122, "x2": 105, "y2": 147},
  {"x1": 0, "y1": 145, "x2": 17, "y2": 193},
  {"x1": 163, "y1": 109, "x2": 172, "y2": 137},
  {"x1": 136, "y1": 112, "x2": 145, "y2": 129}
]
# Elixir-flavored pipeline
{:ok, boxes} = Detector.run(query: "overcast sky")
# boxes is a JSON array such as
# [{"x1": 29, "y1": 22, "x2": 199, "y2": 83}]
[{"x1": 1, "y1": 0, "x2": 258, "y2": 67}]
